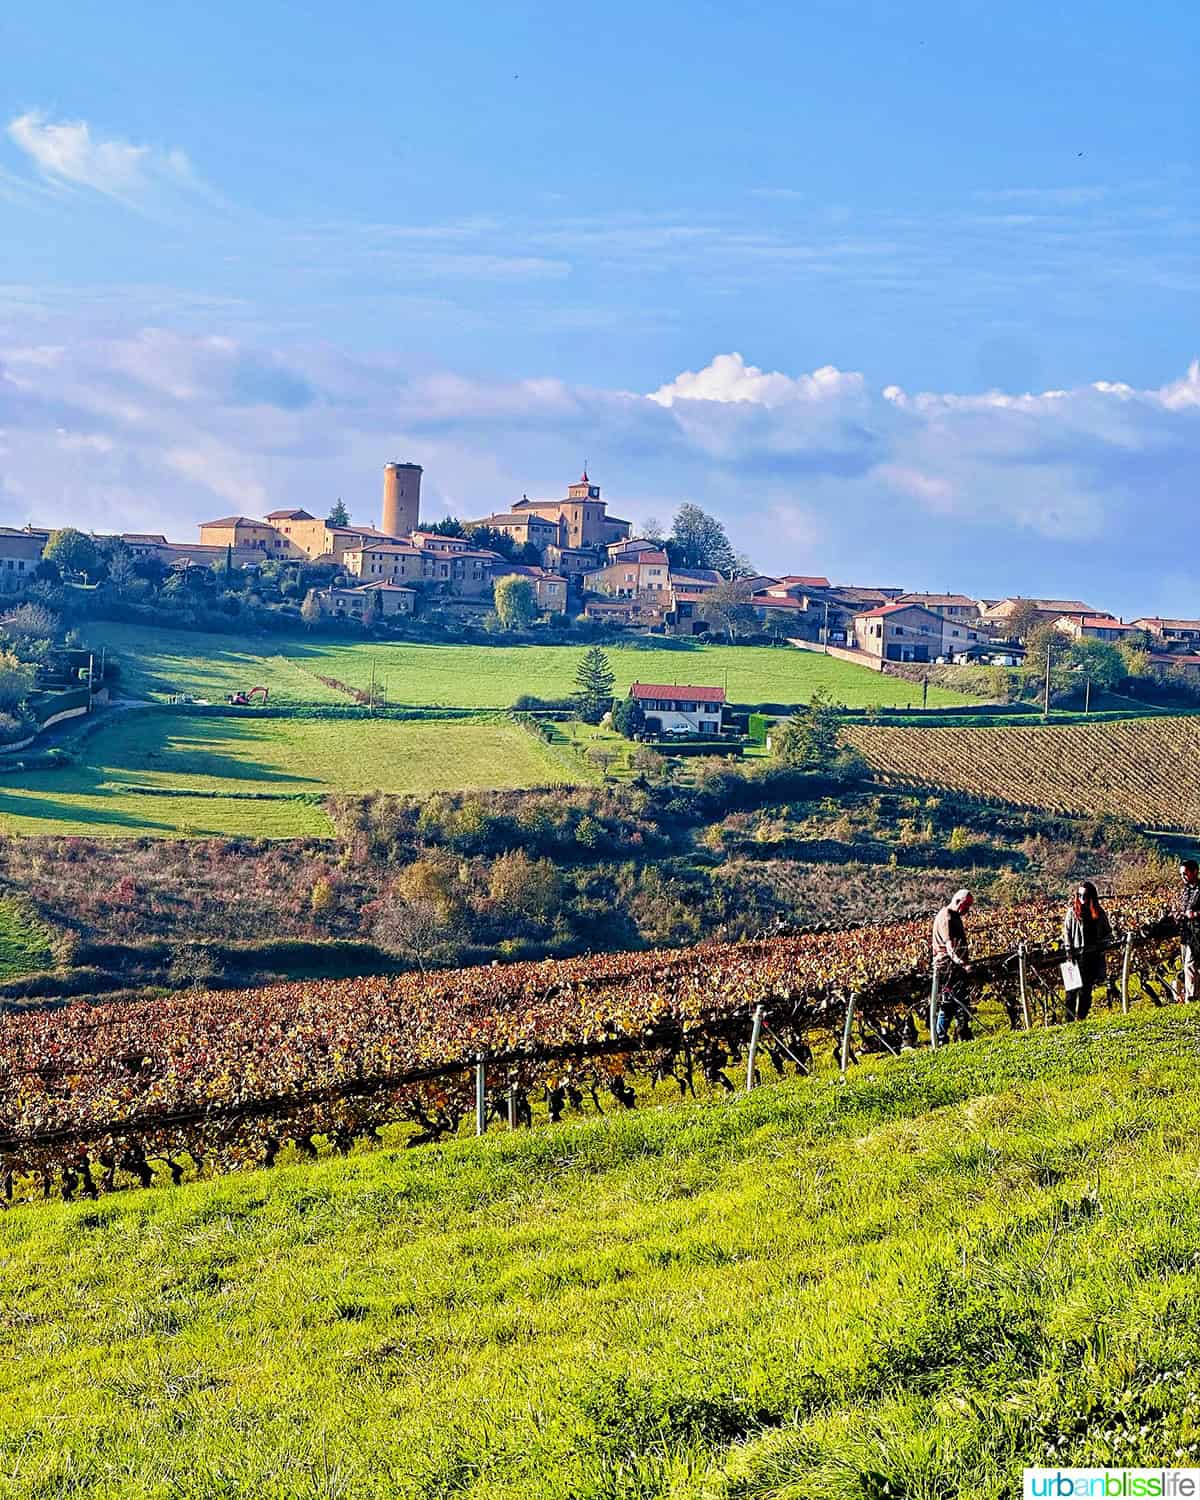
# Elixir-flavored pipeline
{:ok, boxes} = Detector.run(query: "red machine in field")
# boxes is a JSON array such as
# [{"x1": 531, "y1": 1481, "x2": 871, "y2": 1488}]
[{"x1": 227, "y1": 686, "x2": 269, "y2": 706}]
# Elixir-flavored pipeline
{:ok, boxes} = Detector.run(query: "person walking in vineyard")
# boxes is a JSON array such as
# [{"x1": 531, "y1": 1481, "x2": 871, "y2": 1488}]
[
  {"x1": 1177, "y1": 859, "x2": 1200, "y2": 1002},
  {"x1": 932, "y1": 889, "x2": 974, "y2": 1044},
  {"x1": 1061, "y1": 880, "x2": 1113, "y2": 1022}
]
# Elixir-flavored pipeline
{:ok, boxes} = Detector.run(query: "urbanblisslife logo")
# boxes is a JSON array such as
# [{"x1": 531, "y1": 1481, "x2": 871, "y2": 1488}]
[{"x1": 1025, "y1": 1472, "x2": 1200, "y2": 1497}]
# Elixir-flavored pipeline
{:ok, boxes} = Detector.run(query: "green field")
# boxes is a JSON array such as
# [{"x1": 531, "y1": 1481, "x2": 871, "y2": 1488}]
[
  {"x1": 0, "y1": 711, "x2": 575, "y2": 837},
  {"x1": 3, "y1": 1004, "x2": 1198, "y2": 1496},
  {"x1": 0, "y1": 896, "x2": 54, "y2": 979},
  {"x1": 93, "y1": 622, "x2": 976, "y2": 709}
]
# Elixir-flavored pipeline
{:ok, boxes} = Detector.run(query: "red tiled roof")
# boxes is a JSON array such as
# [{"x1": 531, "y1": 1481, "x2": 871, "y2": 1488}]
[
  {"x1": 776, "y1": 574, "x2": 831, "y2": 588},
  {"x1": 630, "y1": 682, "x2": 726, "y2": 703},
  {"x1": 1075, "y1": 615, "x2": 1130, "y2": 628},
  {"x1": 751, "y1": 593, "x2": 808, "y2": 610},
  {"x1": 855, "y1": 601, "x2": 941, "y2": 621},
  {"x1": 199, "y1": 516, "x2": 262, "y2": 528},
  {"x1": 265, "y1": 509, "x2": 315, "y2": 520}
]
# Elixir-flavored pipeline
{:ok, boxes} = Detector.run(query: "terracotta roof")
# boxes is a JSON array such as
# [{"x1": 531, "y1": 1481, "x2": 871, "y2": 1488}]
[
  {"x1": 630, "y1": 682, "x2": 726, "y2": 703},
  {"x1": 345, "y1": 542, "x2": 421, "y2": 556},
  {"x1": 1073, "y1": 615, "x2": 1131, "y2": 628},
  {"x1": 121, "y1": 533, "x2": 168, "y2": 544},
  {"x1": 265, "y1": 509, "x2": 315, "y2": 521},
  {"x1": 1134, "y1": 617, "x2": 1200, "y2": 631},
  {"x1": 776, "y1": 574, "x2": 831, "y2": 589},
  {"x1": 199, "y1": 516, "x2": 262, "y2": 528},
  {"x1": 855, "y1": 601, "x2": 943, "y2": 621}
]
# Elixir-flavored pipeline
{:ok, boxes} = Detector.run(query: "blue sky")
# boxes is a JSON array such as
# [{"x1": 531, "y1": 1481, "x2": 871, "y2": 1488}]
[{"x1": 1, "y1": 0, "x2": 1197, "y2": 613}]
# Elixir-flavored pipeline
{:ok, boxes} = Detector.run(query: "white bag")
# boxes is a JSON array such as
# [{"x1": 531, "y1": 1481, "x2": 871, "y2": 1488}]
[{"x1": 1060, "y1": 960, "x2": 1083, "y2": 990}]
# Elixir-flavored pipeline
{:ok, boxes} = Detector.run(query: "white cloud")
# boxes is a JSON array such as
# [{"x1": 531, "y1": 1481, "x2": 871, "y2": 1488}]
[
  {"x1": 1, "y1": 330, "x2": 1198, "y2": 615},
  {"x1": 5, "y1": 111, "x2": 196, "y2": 206},
  {"x1": 649, "y1": 352, "x2": 864, "y2": 408}
]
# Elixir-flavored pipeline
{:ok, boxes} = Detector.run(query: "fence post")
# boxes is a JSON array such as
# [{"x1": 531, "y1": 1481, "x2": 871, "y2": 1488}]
[
  {"x1": 1018, "y1": 943, "x2": 1031, "y2": 1031},
  {"x1": 474, "y1": 1056, "x2": 486, "y2": 1136},
  {"x1": 1121, "y1": 932, "x2": 1133, "y2": 1015},
  {"x1": 745, "y1": 1003, "x2": 765, "y2": 1091},
  {"x1": 929, "y1": 965, "x2": 940, "y2": 1050},
  {"x1": 507, "y1": 1071, "x2": 517, "y2": 1130},
  {"x1": 840, "y1": 991, "x2": 858, "y2": 1079}
]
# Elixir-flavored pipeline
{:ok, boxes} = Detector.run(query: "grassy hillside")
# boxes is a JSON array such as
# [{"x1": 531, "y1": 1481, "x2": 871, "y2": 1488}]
[
  {"x1": 847, "y1": 714, "x2": 1200, "y2": 831},
  {"x1": 93, "y1": 621, "x2": 976, "y2": 709},
  {"x1": 0, "y1": 711, "x2": 577, "y2": 837},
  {"x1": 4, "y1": 1006, "x2": 1200, "y2": 1497},
  {"x1": 0, "y1": 896, "x2": 53, "y2": 979}
]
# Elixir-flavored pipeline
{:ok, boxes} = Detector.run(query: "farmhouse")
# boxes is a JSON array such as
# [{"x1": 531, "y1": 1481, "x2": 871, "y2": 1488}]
[
  {"x1": 492, "y1": 564, "x2": 568, "y2": 613},
  {"x1": 583, "y1": 549, "x2": 670, "y2": 599},
  {"x1": 980, "y1": 597, "x2": 1099, "y2": 633},
  {"x1": 1133, "y1": 618, "x2": 1200, "y2": 646},
  {"x1": 896, "y1": 591, "x2": 981, "y2": 622},
  {"x1": 1054, "y1": 614, "x2": 1135, "y2": 643},
  {"x1": 629, "y1": 682, "x2": 726, "y2": 735},
  {"x1": 853, "y1": 602, "x2": 986, "y2": 663},
  {"x1": 314, "y1": 582, "x2": 416, "y2": 619},
  {"x1": 0, "y1": 528, "x2": 46, "y2": 592}
]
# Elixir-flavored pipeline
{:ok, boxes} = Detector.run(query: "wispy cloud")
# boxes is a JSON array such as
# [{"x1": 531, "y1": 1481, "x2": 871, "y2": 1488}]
[{"x1": 5, "y1": 111, "x2": 199, "y2": 209}]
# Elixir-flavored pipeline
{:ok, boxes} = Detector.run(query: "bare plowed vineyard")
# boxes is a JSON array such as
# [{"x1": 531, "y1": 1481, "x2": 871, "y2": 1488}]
[{"x1": 845, "y1": 715, "x2": 1200, "y2": 830}]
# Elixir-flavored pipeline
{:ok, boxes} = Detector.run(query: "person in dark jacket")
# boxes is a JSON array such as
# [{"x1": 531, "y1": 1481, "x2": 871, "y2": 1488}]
[
  {"x1": 1178, "y1": 860, "x2": 1200, "y2": 1002},
  {"x1": 1061, "y1": 880, "x2": 1113, "y2": 1021}
]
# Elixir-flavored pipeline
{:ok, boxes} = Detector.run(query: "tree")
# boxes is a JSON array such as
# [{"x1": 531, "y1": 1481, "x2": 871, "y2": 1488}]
[
  {"x1": 327, "y1": 498, "x2": 350, "y2": 527},
  {"x1": 698, "y1": 578, "x2": 756, "y2": 642},
  {"x1": 44, "y1": 528, "x2": 99, "y2": 581},
  {"x1": 641, "y1": 516, "x2": 667, "y2": 545},
  {"x1": 588, "y1": 745, "x2": 618, "y2": 780},
  {"x1": 0, "y1": 603, "x2": 58, "y2": 656},
  {"x1": 468, "y1": 525, "x2": 516, "y2": 560},
  {"x1": 0, "y1": 651, "x2": 36, "y2": 711},
  {"x1": 1003, "y1": 598, "x2": 1042, "y2": 641},
  {"x1": 573, "y1": 646, "x2": 616, "y2": 724},
  {"x1": 493, "y1": 574, "x2": 539, "y2": 630},
  {"x1": 1023, "y1": 623, "x2": 1071, "y2": 676},
  {"x1": 422, "y1": 517, "x2": 467, "y2": 538},
  {"x1": 611, "y1": 695, "x2": 646, "y2": 739},
  {"x1": 1067, "y1": 638, "x2": 1124, "y2": 691},
  {"x1": 300, "y1": 590, "x2": 322, "y2": 627},
  {"x1": 487, "y1": 850, "x2": 561, "y2": 921},
  {"x1": 666, "y1": 503, "x2": 737, "y2": 573},
  {"x1": 772, "y1": 690, "x2": 842, "y2": 768}
]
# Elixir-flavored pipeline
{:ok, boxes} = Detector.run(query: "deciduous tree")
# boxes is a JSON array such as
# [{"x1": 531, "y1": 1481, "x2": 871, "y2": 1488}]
[{"x1": 493, "y1": 574, "x2": 539, "y2": 630}]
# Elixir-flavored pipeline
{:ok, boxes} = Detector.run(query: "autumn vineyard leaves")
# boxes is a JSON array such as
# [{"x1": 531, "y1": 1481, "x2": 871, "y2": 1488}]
[
  {"x1": 0, "y1": 891, "x2": 1183, "y2": 1203},
  {"x1": 846, "y1": 715, "x2": 1200, "y2": 830}
]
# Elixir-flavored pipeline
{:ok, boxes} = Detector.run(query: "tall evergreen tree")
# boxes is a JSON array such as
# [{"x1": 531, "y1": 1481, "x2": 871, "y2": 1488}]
[
  {"x1": 327, "y1": 498, "x2": 351, "y2": 527},
  {"x1": 572, "y1": 646, "x2": 616, "y2": 724}
]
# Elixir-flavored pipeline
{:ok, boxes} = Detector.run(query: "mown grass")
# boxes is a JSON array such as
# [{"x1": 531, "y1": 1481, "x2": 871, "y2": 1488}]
[
  {"x1": 4, "y1": 1006, "x2": 1200, "y2": 1497},
  {"x1": 93, "y1": 622, "x2": 976, "y2": 709},
  {"x1": 0, "y1": 711, "x2": 578, "y2": 837},
  {"x1": 0, "y1": 896, "x2": 54, "y2": 979}
]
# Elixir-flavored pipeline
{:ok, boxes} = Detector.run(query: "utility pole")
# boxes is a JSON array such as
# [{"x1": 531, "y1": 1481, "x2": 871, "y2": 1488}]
[
  {"x1": 369, "y1": 658, "x2": 377, "y2": 713},
  {"x1": 922, "y1": 675, "x2": 929, "y2": 709},
  {"x1": 1084, "y1": 677, "x2": 1091, "y2": 715},
  {"x1": 86, "y1": 653, "x2": 94, "y2": 713},
  {"x1": 1043, "y1": 646, "x2": 1052, "y2": 719}
]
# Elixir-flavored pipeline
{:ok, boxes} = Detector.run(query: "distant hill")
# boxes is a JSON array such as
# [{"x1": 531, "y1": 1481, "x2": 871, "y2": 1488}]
[{"x1": 846, "y1": 714, "x2": 1200, "y2": 831}]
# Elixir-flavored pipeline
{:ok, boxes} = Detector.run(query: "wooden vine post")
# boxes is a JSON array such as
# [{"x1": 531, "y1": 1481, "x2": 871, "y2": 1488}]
[
  {"x1": 840, "y1": 991, "x2": 858, "y2": 1079},
  {"x1": 474, "y1": 1057, "x2": 486, "y2": 1136},
  {"x1": 929, "y1": 965, "x2": 940, "y2": 1050},
  {"x1": 1121, "y1": 931, "x2": 1133, "y2": 1015},
  {"x1": 745, "y1": 1003, "x2": 765, "y2": 1092},
  {"x1": 1018, "y1": 943, "x2": 1031, "y2": 1030}
]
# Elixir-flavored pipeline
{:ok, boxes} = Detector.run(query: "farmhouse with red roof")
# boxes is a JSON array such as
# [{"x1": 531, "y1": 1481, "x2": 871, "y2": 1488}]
[{"x1": 628, "y1": 682, "x2": 726, "y2": 736}]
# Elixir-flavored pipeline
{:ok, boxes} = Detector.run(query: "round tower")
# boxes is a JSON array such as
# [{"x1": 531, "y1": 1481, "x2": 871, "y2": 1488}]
[{"x1": 382, "y1": 461, "x2": 422, "y2": 537}]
